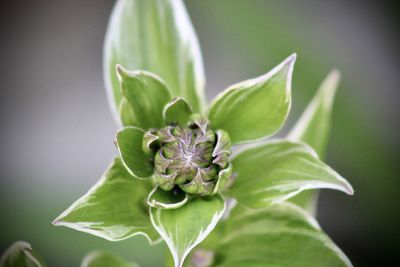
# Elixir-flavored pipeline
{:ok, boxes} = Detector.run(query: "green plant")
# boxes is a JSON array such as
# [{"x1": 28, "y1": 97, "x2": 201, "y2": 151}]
[{"x1": 48, "y1": 0, "x2": 353, "y2": 266}]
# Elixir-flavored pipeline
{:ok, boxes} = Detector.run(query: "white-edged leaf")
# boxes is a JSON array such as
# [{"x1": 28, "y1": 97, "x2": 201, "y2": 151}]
[
  {"x1": 150, "y1": 195, "x2": 226, "y2": 267},
  {"x1": 53, "y1": 158, "x2": 159, "y2": 243},
  {"x1": 115, "y1": 126, "x2": 153, "y2": 178},
  {"x1": 117, "y1": 67, "x2": 171, "y2": 129},
  {"x1": 207, "y1": 54, "x2": 295, "y2": 144},
  {"x1": 288, "y1": 70, "x2": 341, "y2": 214},
  {"x1": 213, "y1": 203, "x2": 353, "y2": 267},
  {"x1": 288, "y1": 70, "x2": 340, "y2": 157},
  {"x1": 230, "y1": 139, "x2": 353, "y2": 208},
  {"x1": 104, "y1": 0, "x2": 205, "y2": 124}
]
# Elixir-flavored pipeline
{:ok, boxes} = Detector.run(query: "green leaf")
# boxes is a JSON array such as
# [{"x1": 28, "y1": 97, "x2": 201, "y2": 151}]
[
  {"x1": 147, "y1": 187, "x2": 188, "y2": 209},
  {"x1": 150, "y1": 195, "x2": 226, "y2": 267},
  {"x1": 81, "y1": 251, "x2": 139, "y2": 267},
  {"x1": 230, "y1": 139, "x2": 353, "y2": 208},
  {"x1": 208, "y1": 54, "x2": 296, "y2": 144},
  {"x1": 117, "y1": 66, "x2": 171, "y2": 129},
  {"x1": 104, "y1": 0, "x2": 205, "y2": 124},
  {"x1": 213, "y1": 203, "x2": 352, "y2": 267},
  {"x1": 119, "y1": 97, "x2": 137, "y2": 127},
  {"x1": 212, "y1": 164, "x2": 233, "y2": 195},
  {"x1": 53, "y1": 158, "x2": 159, "y2": 243},
  {"x1": 288, "y1": 70, "x2": 340, "y2": 214},
  {"x1": 163, "y1": 97, "x2": 193, "y2": 126},
  {"x1": 0, "y1": 241, "x2": 47, "y2": 267},
  {"x1": 116, "y1": 126, "x2": 153, "y2": 178},
  {"x1": 288, "y1": 70, "x2": 340, "y2": 158}
]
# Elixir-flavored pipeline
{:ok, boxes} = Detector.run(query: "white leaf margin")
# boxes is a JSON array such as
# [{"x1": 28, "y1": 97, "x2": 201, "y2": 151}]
[
  {"x1": 150, "y1": 198, "x2": 226, "y2": 267},
  {"x1": 52, "y1": 160, "x2": 161, "y2": 245}
]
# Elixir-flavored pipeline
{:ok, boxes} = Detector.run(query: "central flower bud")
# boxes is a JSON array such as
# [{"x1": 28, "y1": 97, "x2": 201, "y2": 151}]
[{"x1": 144, "y1": 117, "x2": 232, "y2": 196}]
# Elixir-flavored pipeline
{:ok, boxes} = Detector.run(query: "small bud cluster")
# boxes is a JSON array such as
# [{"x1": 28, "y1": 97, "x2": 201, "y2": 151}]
[{"x1": 144, "y1": 117, "x2": 232, "y2": 196}]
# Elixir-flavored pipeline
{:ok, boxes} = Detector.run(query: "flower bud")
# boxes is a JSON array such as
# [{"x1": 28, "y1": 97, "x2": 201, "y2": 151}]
[{"x1": 144, "y1": 117, "x2": 232, "y2": 196}]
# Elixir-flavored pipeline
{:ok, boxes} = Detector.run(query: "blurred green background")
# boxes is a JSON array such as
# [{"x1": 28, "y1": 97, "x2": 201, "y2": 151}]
[{"x1": 0, "y1": 0, "x2": 399, "y2": 266}]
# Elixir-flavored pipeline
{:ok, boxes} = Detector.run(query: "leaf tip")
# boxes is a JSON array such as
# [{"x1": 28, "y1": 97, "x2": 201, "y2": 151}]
[
  {"x1": 329, "y1": 69, "x2": 341, "y2": 80},
  {"x1": 115, "y1": 64, "x2": 143, "y2": 81},
  {"x1": 271, "y1": 53, "x2": 297, "y2": 80},
  {"x1": 335, "y1": 172, "x2": 354, "y2": 196},
  {"x1": 52, "y1": 212, "x2": 68, "y2": 226},
  {"x1": 51, "y1": 218, "x2": 62, "y2": 226},
  {"x1": 286, "y1": 52, "x2": 297, "y2": 74},
  {"x1": 279, "y1": 53, "x2": 297, "y2": 96},
  {"x1": 115, "y1": 63, "x2": 127, "y2": 80},
  {"x1": 286, "y1": 52, "x2": 297, "y2": 64},
  {"x1": 344, "y1": 181, "x2": 354, "y2": 195}
]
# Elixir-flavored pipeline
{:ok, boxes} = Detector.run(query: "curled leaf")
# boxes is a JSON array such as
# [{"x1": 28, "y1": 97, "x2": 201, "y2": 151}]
[
  {"x1": 147, "y1": 187, "x2": 188, "y2": 209},
  {"x1": 116, "y1": 126, "x2": 153, "y2": 178}
]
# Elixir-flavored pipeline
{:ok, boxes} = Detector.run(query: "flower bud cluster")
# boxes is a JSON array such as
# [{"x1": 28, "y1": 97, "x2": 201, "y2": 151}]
[{"x1": 144, "y1": 117, "x2": 232, "y2": 196}]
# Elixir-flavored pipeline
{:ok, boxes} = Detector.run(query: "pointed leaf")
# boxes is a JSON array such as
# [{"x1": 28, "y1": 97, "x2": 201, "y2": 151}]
[
  {"x1": 53, "y1": 158, "x2": 159, "y2": 243},
  {"x1": 104, "y1": 0, "x2": 205, "y2": 124},
  {"x1": 230, "y1": 139, "x2": 353, "y2": 208},
  {"x1": 163, "y1": 97, "x2": 193, "y2": 126},
  {"x1": 116, "y1": 126, "x2": 153, "y2": 178},
  {"x1": 288, "y1": 70, "x2": 340, "y2": 157},
  {"x1": 150, "y1": 195, "x2": 226, "y2": 267},
  {"x1": 117, "y1": 66, "x2": 171, "y2": 129},
  {"x1": 147, "y1": 187, "x2": 188, "y2": 209},
  {"x1": 214, "y1": 203, "x2": 352, "y2": 267},
  {"x1": 288, "y1": 70, "x2": 340, "y2": 214},
  {"x1": 81, "y1": 251, "x2": 139, "y2": 267},
  {"x1": 208, "y1": 54, "x2": 296, "y2": 144},
  {"x1": 0, "y1": 241, "x2": 47, "y2": 267}
]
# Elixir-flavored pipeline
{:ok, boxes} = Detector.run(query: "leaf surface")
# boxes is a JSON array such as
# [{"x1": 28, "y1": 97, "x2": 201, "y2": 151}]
[
  {"x1": 208, "y1": 54, "x2": 295, "y2": 144},
  {"x1": 230, "y1": 140, "x2": 353, "y2": 208},
  {"x1": 150, "y1": 195, "x2": 225, "y2": 267},
  {"x1": 213, "y1": 203, "x2": 352, "y2": 267},
  {"x1": 163, "y1": 97, "x2": 193, "y2": 126},
  {"x1": 118, "y1": 67, "x2": 171, "y2": 129},
  {"x1": 104, "y1": 0, "x2": 205, "y2": 123},
  {"x1": 53, "y1": 158, "x2": 159, "y2": 243},
  {"x1": 288, "y1": 70, "x2": 341, "y2": 214},
  {"x1": 116, "y1": 126, "x2": 153, "y2": 178}
]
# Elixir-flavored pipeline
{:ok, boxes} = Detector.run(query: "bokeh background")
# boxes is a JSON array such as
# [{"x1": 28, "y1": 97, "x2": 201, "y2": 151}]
[{"x1": 0, "y1": 0, "x2": 399, "y2": 266}]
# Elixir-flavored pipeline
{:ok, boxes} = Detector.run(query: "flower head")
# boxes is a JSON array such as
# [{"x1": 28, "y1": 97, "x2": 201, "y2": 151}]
[{"x1": 147, "y1": 116, "x2": 232, "y2": 196}]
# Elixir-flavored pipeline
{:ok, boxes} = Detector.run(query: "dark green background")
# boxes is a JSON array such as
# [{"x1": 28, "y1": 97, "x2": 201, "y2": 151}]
[{"x1": 0, "y1": 0, "x2": 399, "y2": 266}]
